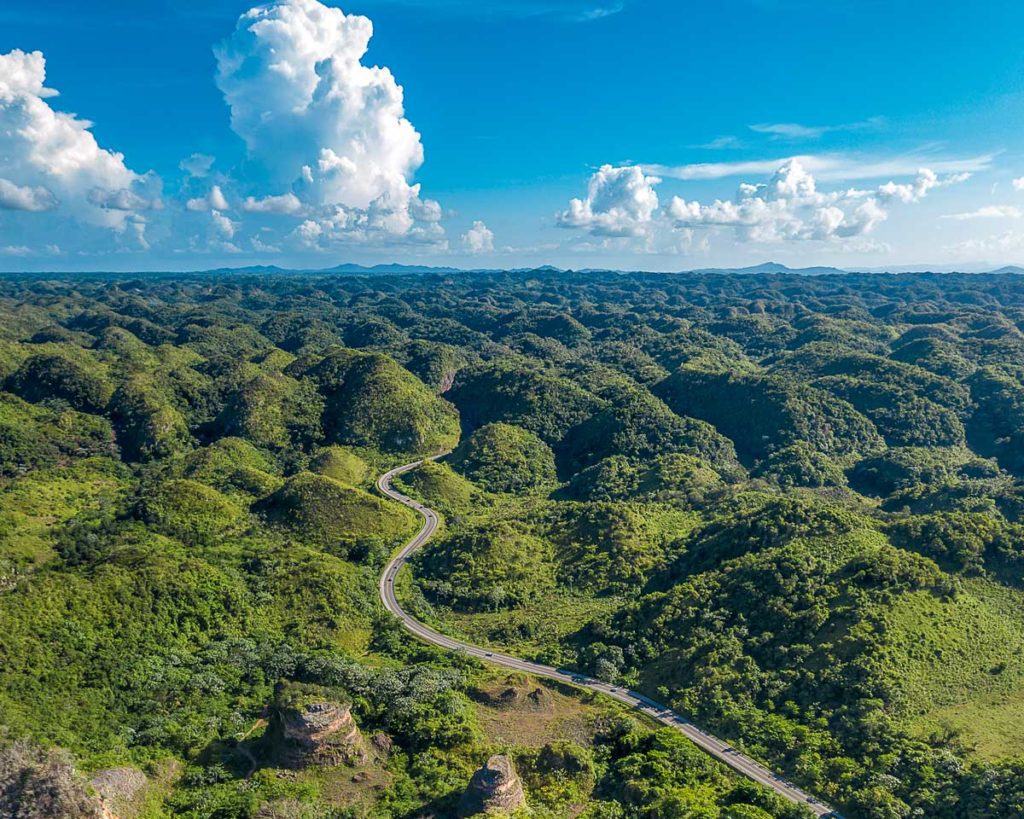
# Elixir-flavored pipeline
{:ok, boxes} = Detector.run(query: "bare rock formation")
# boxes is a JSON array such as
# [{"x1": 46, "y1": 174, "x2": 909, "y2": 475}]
[
  {"x1": 275, "y1": 683, "x2": 365, "y2": 767},
  {"x1": 89, "y1": 767, "x2": 148, "y2": 819},
  {"x1": 457, "y1": 754, "x2": 526, "y2": 817},
  {"x1": 474, "y1": 675, "x2": 554, "y2": 712},
  {"x1": 0, "y1": 740, "x2": 105, "y2": 818}
]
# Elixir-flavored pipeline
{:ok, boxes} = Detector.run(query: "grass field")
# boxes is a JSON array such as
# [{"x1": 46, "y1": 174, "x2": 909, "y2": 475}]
[{"x1": 882, "y1": 578, "x2": 1024, "y2": 757}]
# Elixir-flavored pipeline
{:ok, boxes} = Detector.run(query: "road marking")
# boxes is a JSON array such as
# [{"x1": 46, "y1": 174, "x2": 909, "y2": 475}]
[{"x1": 377, "y1": 460, "x2": 838, "y2": 818}]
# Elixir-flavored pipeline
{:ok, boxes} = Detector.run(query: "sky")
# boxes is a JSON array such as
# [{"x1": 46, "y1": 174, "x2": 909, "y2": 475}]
[{"x1": 2, "y1": 0, "x2": 1024, "y2": 272}]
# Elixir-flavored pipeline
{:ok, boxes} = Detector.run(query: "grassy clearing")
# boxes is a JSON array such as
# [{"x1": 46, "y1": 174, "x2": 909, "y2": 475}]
[
  {"x1": 436, "y1": 592, "x2": 621, "y2": 664},
  {"x1": 0, "y1": 457, "x2": 130, "y2": 566},
  {"x1": 882, "y1": 577, "x2": 1024, "y2": 756},
  {"x1": 469, "y1": 671, "x2": 600, "y2": 748}
]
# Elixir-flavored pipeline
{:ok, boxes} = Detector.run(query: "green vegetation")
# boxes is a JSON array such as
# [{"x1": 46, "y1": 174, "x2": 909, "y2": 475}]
[
  {"x1": 258, "y1": 472, "x2": 417, "y2": 552},
  {"x1": 450, "y1": 422, "x2": 557, "y2": 493},
  {"x1": 308, "y1": 445, "x2": 370, "y2": 486},
  {"x1": 5, "y1": 268, "x2": 1024, "y2": 817}
]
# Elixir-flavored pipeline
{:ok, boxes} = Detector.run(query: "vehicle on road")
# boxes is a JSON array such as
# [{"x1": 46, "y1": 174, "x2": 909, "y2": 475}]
[{"x1": 376, "y1": 460, "x2": 837, "y2": 819}]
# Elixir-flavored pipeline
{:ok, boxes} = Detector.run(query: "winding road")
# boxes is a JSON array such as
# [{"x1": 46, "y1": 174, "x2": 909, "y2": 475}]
[{"x1": 377, "y1": 459, "x2": 839, "y2": 819}]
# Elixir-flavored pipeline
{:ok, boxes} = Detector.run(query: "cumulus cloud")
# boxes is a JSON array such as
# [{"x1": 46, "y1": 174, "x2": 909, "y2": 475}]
[
  {"x1": 667, "y1": 159, "x2": 965, "y2": 243},
  {"x1": 1013, "y1": 177, "x2": 1024, "y2": 192},
  {"x1": 211, "y1": 210, "x2": 237, "y2": 239},
  {"x1": 559, "y1": 159, "x2": 967, "y2": 248},
  {"x1": 0, "y1": 49, "x2": 151, "y2": 245},
  {"x1": 0, "y1": 178, "x2": 57, "y2": 211},
  {"x1": 186, "y1": 185, "x2": 230, "y2": 212},
  {"x1": 876, "y1": 168, "x2": 967, "y2": 204},
  {"x1": 180, "y1": 153, "x2": 215, "y2": 178},
  {"x1": 214, "y1": 0, "x2": 443, "y2": 248},
  {"x1": 88, "y1": 187, "x2": 159, "y2": 211},
  {"x1": 461, "y1": 220, "x2": 494, "y2": 253},
  {"x1": 558, "y1": 164, "x2": 661, "y2": 237},
  {"x1": 241, "y1": 192, "x2": 304, "y2": 215}
]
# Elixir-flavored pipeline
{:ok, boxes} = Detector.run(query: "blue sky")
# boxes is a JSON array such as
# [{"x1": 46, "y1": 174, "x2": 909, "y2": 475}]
[{"x1": 1, "y1": 0, "x2": 1024, "y2": 271}]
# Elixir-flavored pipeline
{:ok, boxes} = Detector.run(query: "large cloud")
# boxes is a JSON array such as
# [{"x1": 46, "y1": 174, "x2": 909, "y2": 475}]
[
  {"x1": 558, "y1": 159, "x2": 968, "y2": 248},
  {"x1": 667, "y1": 160, "x2": 964, "y2": 243},
  {"x1": 0, "y1": 49, "x2": 154, "y2": 248},
  {"x1": 0, "y1": 178, "x2": 57, "y2": 212},
  {"x1": 214, "y1": 0, "x2": 442, "y2": 248},
  {"x1": 557, "y1": 164, "x2": 660, "y2": 237},
  {"x1": 461, "y1": 220, "x2": 494, "y2": 253}
]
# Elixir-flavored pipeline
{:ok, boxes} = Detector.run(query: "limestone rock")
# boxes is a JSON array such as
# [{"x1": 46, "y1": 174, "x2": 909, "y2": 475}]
[
  {"x1": 457, "y1": 754, "x2": 526, "y2": 817},
  {"x1": 275, "y1": 683, "x2": 365, "y2": 767},
  {"x1": 370, "y1": 733, "x2": 393, "y2": 757},
  {"x1": 0, "y1": 740, "x2": 105, "y2": 818},
  {"x1": 89, "y1": 767, "x2": 148, "y2": 819}
]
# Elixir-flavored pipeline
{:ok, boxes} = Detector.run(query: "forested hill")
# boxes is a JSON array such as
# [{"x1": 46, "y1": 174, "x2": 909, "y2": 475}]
[{"x1": 3, "y1": 269, "x2": 1024, "y2": 817}]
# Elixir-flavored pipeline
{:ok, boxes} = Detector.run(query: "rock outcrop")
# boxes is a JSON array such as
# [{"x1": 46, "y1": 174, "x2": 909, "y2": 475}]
[
  {"x1": 474, "y1": 675, "x2": 554, "y2": 712},
  {"x1": 0, "y1": 740, "x2": 106, "y2": 818},
  {"x1": 90, "y1": 767, "x2": 148, "y2": 819},
  {"x1": 275, "y1": 683, "x2": 365, "y2": 767},
  {"x1": 457, "y1": 754, "x2": 526, "y2": 817}
]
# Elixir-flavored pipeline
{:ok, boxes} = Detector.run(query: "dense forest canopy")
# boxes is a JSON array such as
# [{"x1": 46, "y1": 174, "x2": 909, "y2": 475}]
[{"x1": 3, "y1": 268, "x2": 1024, "y2": 817}]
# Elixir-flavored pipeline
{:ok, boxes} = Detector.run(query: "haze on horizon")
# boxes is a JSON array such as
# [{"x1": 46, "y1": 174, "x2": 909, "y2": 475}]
[{"x1": 1, "y1": 0, "x2": 1023, "y2": 273}]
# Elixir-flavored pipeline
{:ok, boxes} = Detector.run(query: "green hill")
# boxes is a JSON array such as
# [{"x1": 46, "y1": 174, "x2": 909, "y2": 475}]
[
  {"x1": 450, "y1": 423, "x2": 557, "y2": 493},
  {"x1": 296, "y1": 348, "x2": 460, "y2": 455},
  {"x1": 308, "y1": 445, "x2": 370, "y2": 486},
  {"x1": 258, "y1": 471, "x2": 417, "y2": 550}
]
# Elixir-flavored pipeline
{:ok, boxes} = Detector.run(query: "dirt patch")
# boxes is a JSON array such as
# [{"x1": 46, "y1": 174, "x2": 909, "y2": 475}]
[
  {"x1": 472, "y1": 674, "x2": 595, "y2": 748},
  {"x1": 472, "y1": 674, "x2": 556, "y2": 712}
]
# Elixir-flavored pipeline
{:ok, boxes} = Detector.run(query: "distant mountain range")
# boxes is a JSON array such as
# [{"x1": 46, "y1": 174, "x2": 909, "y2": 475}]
[{"x1": 170, "y1": 260, "x2": 1024, "y2": 278}]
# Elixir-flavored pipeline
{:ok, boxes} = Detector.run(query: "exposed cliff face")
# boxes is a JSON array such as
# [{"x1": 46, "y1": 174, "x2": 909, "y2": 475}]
[
  {"x1": 457, "y1": 754, "x2": 526, "y2": 817},
  {"x1": 276, "y1": 686, "x2": 365, "y2": 767}
]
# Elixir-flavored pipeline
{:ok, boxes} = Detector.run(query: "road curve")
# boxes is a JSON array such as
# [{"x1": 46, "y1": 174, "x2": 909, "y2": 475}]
[{"x1": 377, "y1": 459, "x2": 838, "y2": 819}]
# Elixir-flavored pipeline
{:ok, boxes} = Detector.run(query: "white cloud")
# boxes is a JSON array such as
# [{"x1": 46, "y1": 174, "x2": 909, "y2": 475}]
[
  {"x1": 942, "y1": 205, "x2": 1024, "y2": 221},
  {"x1": 573, "y1": 3, "x2": 624, "y2": 21},
  {"x1": 749, "y1": 117, "x2": 883, "y2": 141},
  {"x1": 211, "y1": 210, "x2": 237, "y2": 239},
  {"x1": 88, "y1": 187, "x2": 159, "y2": 211},
  {"x1": 241, "y1": 192, "x2": 304, "y2": 215},
  {"x1": 698, "y1": 135, "x2": 743, "y2": 150},
  {"x1": 666, "y1": 159, "x2": 962, "y2": 243},
  {"x1": 875, "y1": 168, "x2": 968, "y2": 204},
  {"x1": 180, "y1": 153, "x2": 215, "y2": 178},
  {"x1": 556, "y1": 159, "x2": 960, "y2": 247},
  {"x1": 251, "y1": 234, "x2": 282, "y2": 253},
  {"x1": 647, "y1": 152, "x2": 993, "y2": 183},
  {"x1": 214, "y1": 0, "x2": 443, "y2": 248},
  {"x1": 461, "y1": 220, "x2": 494, "y2": 253},
  {"x1": 751, "y1": 123, "x2": 831, "y2": 140},
  {"x1": 0, "y1": 178, "x2": 57, "y2": 211},
  {"x1": 0, "y1": 49, "x2": 150, "y2": 246},
  {"x1": 945, "y1": 230, "x2": 1024, "y2": 260},
  {"x1": 558, "y1": 164, "x2": 661, "y2": 237},
  {"x1": 1013, "y1": 177, "x2": 1024, "y2": 192},
  {"x1": 185, "y1": 185, "x2": 230, "y2": 212}
]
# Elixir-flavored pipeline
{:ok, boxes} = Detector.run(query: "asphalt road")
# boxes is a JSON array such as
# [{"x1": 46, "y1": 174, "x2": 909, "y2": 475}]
[{"x1": 377, "y1": 459, "x2": 839, "y2": 819}]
